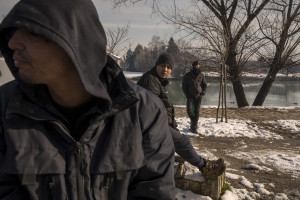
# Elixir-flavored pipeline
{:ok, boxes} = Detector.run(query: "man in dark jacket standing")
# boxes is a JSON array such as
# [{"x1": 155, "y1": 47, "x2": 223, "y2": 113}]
[
  {"x1": 182, "y1": 61, "x2": 208, "y2": 134},
  {"x1": 0, "y1": 0, "x2": 176, "y2": 199},
  {"x1": 138, "y1": 53, "x2": 225, "y2": 179}
]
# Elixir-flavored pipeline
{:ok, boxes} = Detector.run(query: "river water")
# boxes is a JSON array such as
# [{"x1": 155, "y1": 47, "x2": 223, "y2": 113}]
[{"x1": 167, "y1": 80, "x2": 300, "y2": 107}]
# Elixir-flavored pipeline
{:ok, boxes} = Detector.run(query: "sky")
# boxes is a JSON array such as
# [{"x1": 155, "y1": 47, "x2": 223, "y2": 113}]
[{"x1": 0, "y1": 0, "x2": 173, "y2": 56}]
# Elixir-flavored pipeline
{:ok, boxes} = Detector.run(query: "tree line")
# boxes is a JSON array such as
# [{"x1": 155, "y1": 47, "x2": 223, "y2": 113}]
[{"x1": 121, "y1": 36, "x2": 202, "y2": 78}]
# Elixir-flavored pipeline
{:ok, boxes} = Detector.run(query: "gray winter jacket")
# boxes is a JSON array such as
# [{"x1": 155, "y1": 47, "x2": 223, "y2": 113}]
[
  {"x1": 0, "y1": 0, "x2": 175, "y2": 199},
  {"x1": 182, "y1": 68, "x2": 207, "y2": 99}
]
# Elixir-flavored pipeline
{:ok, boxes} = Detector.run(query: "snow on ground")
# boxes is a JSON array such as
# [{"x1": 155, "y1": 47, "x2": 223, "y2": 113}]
[
  {"x1": 228, "y1": 150, "x2": 300, "y2": 179},
  {"x1": 176, "y1": 117, "x2": 283, "y2": 139},
  {"x1": 270, "y1": 119, "x2": 300, "y2": 134},
  {"x1": 174, "y1": 115, "x2": 300, "y2": 199},
  {"x1": 176, "y1": 188, "x2": 213, "y2": 200}
]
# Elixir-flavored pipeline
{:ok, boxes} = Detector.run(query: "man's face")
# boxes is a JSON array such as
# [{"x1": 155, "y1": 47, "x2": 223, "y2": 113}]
[
  {"x1": 8, "y1": 28, "x2": 76, "y2": 85},
  {"x1": 156, "y1": 63, "x2": 172, "y2": 79}
]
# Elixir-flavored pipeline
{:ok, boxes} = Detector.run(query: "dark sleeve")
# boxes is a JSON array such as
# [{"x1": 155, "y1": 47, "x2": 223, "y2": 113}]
[
  {"x1": 201, "y1": 74, "x2": 207, "y2": 95},
  {"x1": 128, "y1": 96, "x2": 176, "y2": 200},
  {"x1": 181, "y1": 74, "x2": 189, "y2": 97}
]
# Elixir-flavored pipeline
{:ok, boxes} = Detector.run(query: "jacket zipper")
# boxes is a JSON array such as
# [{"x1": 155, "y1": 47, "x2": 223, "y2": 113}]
[
  {"x1": 48, "y1": 177, "x2": 54, "y2": 200},
  {"x1": 18, "y1": 115, "x2": 87, "y2": 199},
  {"x1": 75, "y1": 142, "x2": 84, "y2": 200}
]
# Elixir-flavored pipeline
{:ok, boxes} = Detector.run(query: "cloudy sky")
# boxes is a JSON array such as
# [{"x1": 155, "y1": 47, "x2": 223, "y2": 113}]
[{"x1": 0, "y1": 0, "x2": 172, "y2": 55}]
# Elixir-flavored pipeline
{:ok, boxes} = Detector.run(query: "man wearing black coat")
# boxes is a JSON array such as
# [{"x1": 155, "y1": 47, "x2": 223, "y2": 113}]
[
  {"x1": 0, "y1": 0, "x2": 176, "y2": 199},
  {"x1": 138, "y1": 53, "x2": 225, "y2": 179},
  {"x1": 182, "y1": 61, "x2": 207, "y2": 134}
]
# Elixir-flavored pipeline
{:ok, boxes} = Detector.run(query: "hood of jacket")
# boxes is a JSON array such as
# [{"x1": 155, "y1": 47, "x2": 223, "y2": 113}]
[{"x1": 0, "y1": 0, "x2": 111, "y2": 103}]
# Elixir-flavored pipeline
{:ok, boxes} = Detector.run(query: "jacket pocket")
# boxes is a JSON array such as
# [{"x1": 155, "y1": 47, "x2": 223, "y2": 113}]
[
  {"x1": 0, "y1": 147, "x2": 67, "y2": 200},
  {"x1": 1, "y1": 146, "x2": 66, "y2": 174},
  {"x1": 91, "y1": 173, "x2": 114, "y2": 200}
]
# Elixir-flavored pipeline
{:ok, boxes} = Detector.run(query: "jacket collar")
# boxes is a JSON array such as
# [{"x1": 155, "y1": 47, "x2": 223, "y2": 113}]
[{"x1": 150, "y1": 67, "x2": 169, "y2": 87}]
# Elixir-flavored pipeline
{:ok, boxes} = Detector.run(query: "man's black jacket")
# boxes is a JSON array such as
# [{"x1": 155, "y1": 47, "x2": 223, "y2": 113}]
[
  {"x1": 0, "y1": 0, "x2": 175, "y2": 199},
  {"x1": 137, "y1": 67, "x2": 178, "y2": 129},
  {"x1": 182, "y1": 68, "x2": 207, "y2": 99}
]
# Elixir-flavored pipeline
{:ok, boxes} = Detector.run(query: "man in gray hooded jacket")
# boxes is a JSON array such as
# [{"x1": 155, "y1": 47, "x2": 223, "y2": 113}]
[{"x1": 0, "y1": 0, "x2": 175, "y2": 199}]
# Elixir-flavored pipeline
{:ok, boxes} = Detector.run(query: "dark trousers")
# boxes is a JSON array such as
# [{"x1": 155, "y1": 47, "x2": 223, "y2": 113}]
[
  {"x1": 169, "y1": 126, "x2": 205, "y2": 169},
  {"x1": 186, "y1": 97, "x2": 202, "y2": 130}
]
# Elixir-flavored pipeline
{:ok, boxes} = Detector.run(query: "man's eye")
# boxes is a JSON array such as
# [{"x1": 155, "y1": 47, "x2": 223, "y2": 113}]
[{"x1": 28, "y1": 31, "x2": 49, "y2": 42}]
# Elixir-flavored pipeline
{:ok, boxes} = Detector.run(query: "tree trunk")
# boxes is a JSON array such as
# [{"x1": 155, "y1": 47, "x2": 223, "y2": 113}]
[
  {"x1": 252, "y1": 72, "x2": 277, "y2": 106},
  {"x1": 231, "y1": 78, "x2": 249, "y2": 107},
  {"x1": 226, "y1": 46, "x2": 249, "y2": 108}
]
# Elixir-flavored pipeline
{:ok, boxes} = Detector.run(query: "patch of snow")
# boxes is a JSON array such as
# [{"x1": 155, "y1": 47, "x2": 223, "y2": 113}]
[
  {"x1": 176, "y1": 188, "x2": 212, "y2": 200},
  {"x1": 239, "y1": 176, "x2": 253, "y2": 189},
  {"x1": 270, "y1": 120, "x2": 300, "y2": 134},
  {"x1": 233, "y1": 188, "x2": 259, "y2": 200},
  {"x1": 225, "y1": 172, "x2": 240, "y2": 180},
  {"x1": 274, "y1": 193, "x2": 289, "y2": 200},
  {"x1": 269, "y1": 183, "x2": 275, "y2": 188},
  {"x1": 245, "y1": 163, "x2": 273, "y2": 172},
  {"x1": 227, "y1": 151, "x2": 300, "y2": 179},
  {"x1": 254, "y1": 183, "x2": 272, "y2": 195},
  {"x1": 176, "y1": 117, "x2": 283, "y2": 139},
  {"x1": 221, "y1": 190, "x2": 239, "y2": 200}
]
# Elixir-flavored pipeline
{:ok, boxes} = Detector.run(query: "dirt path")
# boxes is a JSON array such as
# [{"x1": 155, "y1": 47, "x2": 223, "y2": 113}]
[{"x1": 175, "y1": 106, "x2": 300, "y2": 200}]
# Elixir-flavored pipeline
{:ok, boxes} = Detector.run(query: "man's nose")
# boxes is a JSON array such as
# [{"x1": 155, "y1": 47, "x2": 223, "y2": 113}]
[{"x1": 8, "y1": 29, "x2": 25, "y2": 51}]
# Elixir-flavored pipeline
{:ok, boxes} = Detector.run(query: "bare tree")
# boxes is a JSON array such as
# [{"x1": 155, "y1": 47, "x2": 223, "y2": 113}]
[
  {"x1": 155, "y1": 0, "x2": 271, "y2": 107},
  {"x1": 106, "y1": 22, "x2": 132, "y2": 56},
  {"x1": 197, "y1": 0, "x2": 271, "y2": 107},
  {"x1": 253, "y1": 0, "x2": 300, "y2": 106}
]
